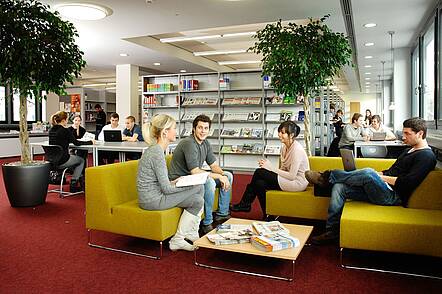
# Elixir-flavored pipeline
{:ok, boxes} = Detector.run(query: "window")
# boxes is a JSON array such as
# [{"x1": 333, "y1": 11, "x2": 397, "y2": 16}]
[
  {"x1": 13, "y1": 90, "x2": 36, "y2": 122},
  {"x1": 411, "y1": 45, "x2": 420, "y2": 117},
  {"x1": 0, "y1": 86, "x2": 6, "y2": 121},
  {"x1": 422, "y1": 20, "x2": 435, "y2": 121}
]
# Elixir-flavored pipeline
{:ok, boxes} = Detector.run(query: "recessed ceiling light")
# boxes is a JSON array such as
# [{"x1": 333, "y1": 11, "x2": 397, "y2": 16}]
[
  {"x1": 218, "y1": 60, "x2": 261, "y2": 65},
  {"x1": 54, "y1": 3, "x2": 112, "y2": 20},
  {"x1": 364, "y1": 56, "x2": 373, "y2": 59},
  {"x1": 160, "y1": 31, "x2": 255, "y2": 43},
  {"x1": 366, "y1": 82, "x2": 371, "y2": 85},
  {"x1": 364, "y1": 42, "x2": 375, "y2": 47},
  {"x1": 365, "y1": 72, "x2": 372, "y2": 75},
  {"x1": 365, "y1": 77, "x2": 371, "y2": 80},
  {"x1": 119, "y1": 53, "x2": 129, "y2": 57},
  {"x1": 153, "y1": 62, "x2": 161, "y2": 66},
  {"x1": 363, "y1": 23, "x2": 377, "y2": 28},
  {"x1": 194, "y1": 49, "x2": 247, "y2": 56},
  {"x1": 180, "y1": 69, "x2": 187, "y2": 73},
  {"x1": 364, "y1": 65, "x2": 372, "y2": 68}
]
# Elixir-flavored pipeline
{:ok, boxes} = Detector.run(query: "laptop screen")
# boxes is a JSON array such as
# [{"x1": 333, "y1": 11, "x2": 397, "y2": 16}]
[{"x1": 103, "y1": 130, "x2": 122, "y2": 142}]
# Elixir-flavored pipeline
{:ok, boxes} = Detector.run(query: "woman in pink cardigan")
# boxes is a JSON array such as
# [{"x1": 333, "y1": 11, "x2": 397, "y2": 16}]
[{"x1": 230, "y1": 121, "x2": 309, "y2": 219}]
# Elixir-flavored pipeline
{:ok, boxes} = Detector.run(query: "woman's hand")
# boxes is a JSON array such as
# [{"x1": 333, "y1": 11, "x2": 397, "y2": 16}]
[
  {"x1": 258, "y1": 158, "x2": 274, "y2": 172},
  {"x1": 170, "y1": 177, "x2": 181, "y2": 186}
]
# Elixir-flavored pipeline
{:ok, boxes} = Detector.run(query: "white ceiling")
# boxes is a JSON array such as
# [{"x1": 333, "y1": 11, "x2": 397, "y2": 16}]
[{"x1": 42, "y1": 0, "x2": 438, "y2": 94}]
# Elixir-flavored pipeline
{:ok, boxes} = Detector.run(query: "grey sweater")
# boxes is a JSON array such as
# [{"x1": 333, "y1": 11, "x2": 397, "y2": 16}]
[
  {"x1": 137, "y1": 144, "x2": 192, "y2": 205},
  {"x1": 339, "y1": 124, "x2": 366, "y2": 148}
]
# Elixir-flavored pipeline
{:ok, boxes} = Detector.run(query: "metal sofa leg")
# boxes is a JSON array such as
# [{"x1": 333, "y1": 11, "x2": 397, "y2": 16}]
[
  {"x1": 340, "y1": 247, "x2": 442, "y2": 280},
  {"x1": 87, "y1": 229, "x2": 162, "y2": 260}
]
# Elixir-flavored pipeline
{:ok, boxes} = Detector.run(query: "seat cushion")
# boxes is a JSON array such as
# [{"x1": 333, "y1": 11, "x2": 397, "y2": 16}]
[{"x1": 341, "y1": 201, "x2": 442, "y2": 257}]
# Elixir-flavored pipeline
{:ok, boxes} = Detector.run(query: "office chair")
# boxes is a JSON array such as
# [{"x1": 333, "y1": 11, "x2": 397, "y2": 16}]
[
  {"x1": 43, "y1": 144, "x2": 83, "y2": 198},
  {"x1": 360, "y1": 145, "x2": 388, "y2": 158}
]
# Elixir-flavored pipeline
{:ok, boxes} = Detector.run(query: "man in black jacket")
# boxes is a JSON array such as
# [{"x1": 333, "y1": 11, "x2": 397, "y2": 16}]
[
  {"x1": 94, "y1": 104, "x2": 106, "y2": 139},
  {"x1": 306, "y1": 117, "x2": 436, "y2": 244}
]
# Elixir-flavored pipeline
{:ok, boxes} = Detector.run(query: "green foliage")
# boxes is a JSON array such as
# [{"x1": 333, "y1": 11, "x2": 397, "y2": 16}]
[
  {"x1": 250, "y1": 15, "x2": 352, "y2": 97},
  {"x1": 0, "y1": 0, "x2": 86, "y2": 97}
]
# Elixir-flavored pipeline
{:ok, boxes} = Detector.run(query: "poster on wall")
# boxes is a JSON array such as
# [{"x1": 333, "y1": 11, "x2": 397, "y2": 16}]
[{"x1": 70, "y1": 94, "x2": 81, "y2": 113}]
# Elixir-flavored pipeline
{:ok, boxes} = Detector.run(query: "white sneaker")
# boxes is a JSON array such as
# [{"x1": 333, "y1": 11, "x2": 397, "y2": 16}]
[{"x1": 169, "y1": 238, "x2": 195, "y2": 251}]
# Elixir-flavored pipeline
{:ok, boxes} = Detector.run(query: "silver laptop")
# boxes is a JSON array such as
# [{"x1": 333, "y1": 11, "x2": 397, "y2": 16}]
[
  {"x1": 340, "y1": 149, "x2": 356, "y2": 171},
  {"x1": 371, "y1": 132, "x2": 386, "y2": 141}
]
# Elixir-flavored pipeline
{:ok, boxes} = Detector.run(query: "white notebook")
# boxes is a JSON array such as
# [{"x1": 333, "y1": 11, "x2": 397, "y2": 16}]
[{"x1": 175, "y1": 172, "x2": 210, "y2": 187}]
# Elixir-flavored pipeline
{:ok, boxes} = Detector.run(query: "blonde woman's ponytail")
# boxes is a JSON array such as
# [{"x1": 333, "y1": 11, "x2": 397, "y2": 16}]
[{"x1": 143, "y1": 114, "x2": 175, "y2": 146}]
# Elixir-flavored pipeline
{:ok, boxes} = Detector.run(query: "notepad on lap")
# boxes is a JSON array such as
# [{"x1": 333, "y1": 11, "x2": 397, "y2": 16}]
[{"x1": 175, "y1": 172, "x2": 210, "y2": 187}]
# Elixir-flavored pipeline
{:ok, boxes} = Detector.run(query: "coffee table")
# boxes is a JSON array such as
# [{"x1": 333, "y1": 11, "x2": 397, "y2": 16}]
[{"x1": 193, "y1": 218, "x2": 313, "y2": 281}]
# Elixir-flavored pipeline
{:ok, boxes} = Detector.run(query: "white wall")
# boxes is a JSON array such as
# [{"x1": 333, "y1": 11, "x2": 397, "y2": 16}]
[
  {"x1": 343, "y1": 91, "x2": 377, "y2": 123},
  {"x1": 393, "y1": 47, "x2": 412, "y2": 130}
]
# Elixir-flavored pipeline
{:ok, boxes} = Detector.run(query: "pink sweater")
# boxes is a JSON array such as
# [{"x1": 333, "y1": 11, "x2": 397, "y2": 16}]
[{"x1": 277, "y1": 141, "x2": 310, "y2": 192}]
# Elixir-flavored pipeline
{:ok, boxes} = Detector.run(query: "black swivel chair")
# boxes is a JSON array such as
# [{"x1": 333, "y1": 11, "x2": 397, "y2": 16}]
[
  {"x1": 360, "y1": 145, "x2": 388, "y2": 158},
  {"x1": 42, "y1": 144, "x2": 83, "y2": 198}
]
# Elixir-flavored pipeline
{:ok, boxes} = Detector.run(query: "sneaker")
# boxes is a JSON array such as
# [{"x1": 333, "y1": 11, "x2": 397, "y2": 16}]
[
  {"x1": 214, "y1": 214, "x2": 231, "y2": 223},
  {"x1": 200, "y1": 224, "x2": 214, "y2": 235},
  {"x1": 230, "y1": 202, "x2": 252, "y2": 212},
  {"x1": 305, "y1": 170, "x2": 331, "y2": 188},
  {"x1": 311, "y1": 231, "x2": 339, "y2": 245},
  {"x1": 69, "y1": 180, "x2": 82, "y2": 193}
]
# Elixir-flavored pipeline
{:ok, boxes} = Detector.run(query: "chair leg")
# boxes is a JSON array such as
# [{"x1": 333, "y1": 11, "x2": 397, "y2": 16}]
[
  {"x1": 87, "y1": 229, "x2": 163, "y2": 260},
  {"x1": 47, "y1": 168, "x2": 83, "y2": 198}
]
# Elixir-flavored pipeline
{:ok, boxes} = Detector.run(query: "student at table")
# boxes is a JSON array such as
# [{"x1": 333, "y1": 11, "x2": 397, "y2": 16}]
[
  {"x1": 137, "y1": 114, "x2": 204, "y2": 251},
  {"x1": 339, "y1": 113, "x2": 369, "y2": 150},
  {"x1": 49, "y1": 111, "x2": 94, "y2": 192},
  {"x1": 123, "y1": 115, "x2": 144, "y2": 160},
  {"x1": 369, "y1": 115, "x2": 396, "y2": 141},
  {"x1": 98, "y1": 113, "x2": 124, "y2": 165},
  {"x1": 68, "y1": 115, "x2": 88, "y2": 163}
]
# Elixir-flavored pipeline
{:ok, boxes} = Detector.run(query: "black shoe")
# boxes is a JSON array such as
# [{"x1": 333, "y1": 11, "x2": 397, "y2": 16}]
[
  {"x1": 230, "y1": 202, "x2": 252, "y2": 212},
  {"x1": 214, "y1": 214, "x2": 231, "y2": 223},
  {"x1": 311, "y1": 231, "x2": 339, "y2": 245},
  {"x1": 200, "y1": 224, "x2": 214, "y2": 235},
  {"x1": 264, "y1": 215, "x2": 277, "y2": 222},
  {"x1": 69, "y1": 180, "x2": 81, "y2": 193},
  {"x1": 305, "y1": 170, "x2": 331, "y2": 188}
]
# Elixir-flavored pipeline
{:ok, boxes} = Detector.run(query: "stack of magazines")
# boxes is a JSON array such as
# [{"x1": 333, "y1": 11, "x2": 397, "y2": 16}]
[
  {"x1": 205, "y1": 224, "x2": 254, "y2": 245},
  {"x1": 251, "y1": 221, "x2": 299, "y2": 252}
]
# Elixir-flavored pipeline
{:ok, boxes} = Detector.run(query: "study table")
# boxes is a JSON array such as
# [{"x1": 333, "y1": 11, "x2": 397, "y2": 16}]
[
  {"x1": 353, "y1": 140, "x2": 405, "y2": 158},
  {"x1": 30, "y1": 141, "x2": 149, "y2": 166}
]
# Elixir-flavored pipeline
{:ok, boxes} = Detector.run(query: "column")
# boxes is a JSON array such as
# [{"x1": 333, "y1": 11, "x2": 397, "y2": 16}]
[
  {"x1": 116, "y1": 64, "x2": 139, "y2": 122},
  {"x1": 393, "y1": 48, "x2": 411, "y2": 130}
]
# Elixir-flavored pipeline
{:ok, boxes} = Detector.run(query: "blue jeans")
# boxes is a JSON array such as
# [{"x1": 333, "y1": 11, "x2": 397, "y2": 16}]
[
  {"x1": 202, "y1": 171, "x2": 233, "y2": 225},
  {"x1": 326, "y1": 168, "x2": 401, "y2": 233}
]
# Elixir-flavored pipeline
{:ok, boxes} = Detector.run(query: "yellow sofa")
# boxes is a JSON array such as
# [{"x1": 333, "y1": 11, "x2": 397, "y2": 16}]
[
  {"x1": 85, "y1": 160, "x2": 182, "y2": 259},
  {"x1": 266, "y1": 156, "x2": 442, "y2": 258}
]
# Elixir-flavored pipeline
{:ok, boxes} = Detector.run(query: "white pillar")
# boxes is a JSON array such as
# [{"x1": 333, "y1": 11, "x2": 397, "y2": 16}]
[
  {"x1": 116, "y1": 64, "x2": 139, "y2": 122},
  {"x1": 393, "y1": 48, "x2": 411, "y2": 131}
]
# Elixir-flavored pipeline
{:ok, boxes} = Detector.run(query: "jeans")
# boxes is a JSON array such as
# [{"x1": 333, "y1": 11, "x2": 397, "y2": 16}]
[
  {"x1": 202, "y1": 171, "x2": 233, "y2": 225},
  {"x1": 58, "y1": 155, "x2": 84, "y2": 180},
  {"x1": 326, "y1": 168, "x2": 401, "y2": 233}
]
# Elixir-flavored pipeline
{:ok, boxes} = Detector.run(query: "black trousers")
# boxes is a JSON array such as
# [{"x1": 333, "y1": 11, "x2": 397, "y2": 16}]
[{"x1": 240, "y1": 168, "x2": 281, "y2": 215}]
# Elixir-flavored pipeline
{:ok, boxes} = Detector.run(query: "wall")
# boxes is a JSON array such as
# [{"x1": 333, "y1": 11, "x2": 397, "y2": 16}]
[
  {"x1": 393, "y1": 47, "x2": 412, "y2": 130},
  {"x1": 342, "y1": 91, "x2": 377, "y2": 123},
  {"x1": 45, "y1": 92, "x2": 59, "y2": 121}
]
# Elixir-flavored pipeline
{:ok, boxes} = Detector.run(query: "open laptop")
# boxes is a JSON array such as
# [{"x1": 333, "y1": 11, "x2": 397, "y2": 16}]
[
  {"x1": 340, "y1": 149, "x2": 356, "y2": 171},
  {"x1": 371, "y1": 132, "x2": 387, "y2": 141},
  {"x1": 103, "y1": 130, "x2": 122, "y2": 142}
]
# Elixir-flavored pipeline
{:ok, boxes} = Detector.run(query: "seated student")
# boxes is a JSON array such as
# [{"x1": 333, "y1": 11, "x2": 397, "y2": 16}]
[
  {"x1": 305, "y1": 118, "x2": 436, "y2": 244},
  {"x1": 137, "y1": 114, "x2": 204, "y2": 251},
  {"x1": 231, "y1": 121, "x2": 309, "y2": 219},
  {"x1": 339, "y1": 112, "x2": 369, "y2": 150},
  {"x1": 168, "y1": 114, "x2": 233, "y2": 235},
  {"x1": 369, "y1": 114, "x2": 396, "y2": 140},
  {"x1": 49, "y1": 111, "x2": 94, "y2": 192},
  {"x1": 98, "y1": 113, "x2": 124, "y2": 165},
  {"x1": 123, "y1": 115, "x2": 144, "y2": 160},
  {"x1": 68, "y1": 114, "x2": 88, "y2": 163}
]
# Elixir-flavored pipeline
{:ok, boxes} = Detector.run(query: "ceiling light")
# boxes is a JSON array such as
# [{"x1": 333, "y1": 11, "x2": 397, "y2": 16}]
[
  {"x1": 83, "y1": 82, "x2": 116, "y2": 87},
  {"x1": 160, "y1": 31, "x2": 255, "y2": 43},
  {"x1": 193, "y1": 49, "x2": 247, "y2": 56},
  {"x1": 366, "y1": 82, "x2": 371, "y2": 85},
  {"x1": 365, "y1": 72, "x2": 372, "y2": 75},
  {"x1": 363, "y1": 23, "x2": 377, "y2": 28},
  {"x1": 365, "y1": 77, "x2": 371, "y2": 80},
  {"x1": 364, "y1": 65, "x2": 372, "y2": 68},
  {"x1": 153, "y1": 62, "x2": 161, "y2": 66},
  {"x1": 180, "y1": 69, "x2": 187, "y2": 73},
  {"x1": 119, "y1": 53, "x2": 129, "y2": 57},
  {"x1": 218, "y1": 60, "x2": 261, "y2": 65},
  {"x1": 364, "y1": 42, "x2": 375, "y2": 47},
  {"x1": 54, "y1": 3, "x2": 112, "y2": 20},
  {"x1": 364, "y1": 56, "x2": 373, "y2": 59}
]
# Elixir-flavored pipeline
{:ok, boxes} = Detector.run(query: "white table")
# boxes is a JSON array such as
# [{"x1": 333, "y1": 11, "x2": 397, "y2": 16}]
[
  {"x1": 354, "y1": 140, "x2": 406, "y2": 158},
  {"x1": 30, "y1": 141, "x2": 149, "y2": 166}
]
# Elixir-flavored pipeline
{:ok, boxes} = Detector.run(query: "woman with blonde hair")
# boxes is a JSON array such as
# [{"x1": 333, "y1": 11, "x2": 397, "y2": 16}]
[
  {"x1": 137, "y1": 114, "x2": 204, "y2": 251},
  {"x1": 48, "y1": 111, "x2": 93, "y2": 192}
]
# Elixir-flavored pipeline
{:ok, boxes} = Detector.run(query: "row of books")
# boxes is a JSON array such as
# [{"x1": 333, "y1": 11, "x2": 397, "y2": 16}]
[
  {"x1": 181, "y1": 97, "x2": 218, "y2": 106},
  {"x1": 221, "y1": 144, "x2": 264, "y2": 154},
  {"x1": 145, "y1": 83, "x2": 174, "y2": 92},
  {"x1": 265, "y1": 95, "x2": 303, "y2": 105},
  {"x1": 220, "y1": 128, "x2": 263, "y2": 138},
  {"x1": 206, "y1": 221, "x2": 300, "y2": 252},
  {"x1": 222, "y1": 97, "x2": 261, "y2": 105}
]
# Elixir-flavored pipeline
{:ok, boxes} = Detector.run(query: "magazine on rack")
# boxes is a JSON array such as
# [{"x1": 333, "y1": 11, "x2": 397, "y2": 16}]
[{"x1": 175, "y1": 172, "x2": 210, "y2": 187}]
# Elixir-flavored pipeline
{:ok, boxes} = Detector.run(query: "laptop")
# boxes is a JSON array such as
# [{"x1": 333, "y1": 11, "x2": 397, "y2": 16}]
[
  {"x1": 103, "y1": 130, "x2": 122, "y2": 142},
  {"x1": 371, "y1": 132, "x2": 387, "y2": 141},
  {"x1": 340, "y1": 149, "x2": 356, "y2": 171}
]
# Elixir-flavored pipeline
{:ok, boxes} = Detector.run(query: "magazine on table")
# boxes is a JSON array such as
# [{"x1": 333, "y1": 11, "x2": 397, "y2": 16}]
[
  {"x1": 216, "y1": 224, "x2": 253, "y2": 234},
  {"x1": 206, "y1": 230, "x2": 253, "y2": 245},
  {"x1": 175, "y1": 172, "x2": 210, "y2": 187},
  {"x1": 252, "y1": 221, "x2": 289, "y2": 236},
  {"x1": 251, "y1": 233, "x2": 300, "y2": 252},
  {"x1": 79, "y1": 132, "x2": 95, "y2": 141}
]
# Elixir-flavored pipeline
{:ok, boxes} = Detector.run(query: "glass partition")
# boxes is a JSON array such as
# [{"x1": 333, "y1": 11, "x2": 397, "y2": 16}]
[
  {"x1": 411, "y1": 45, "x2": 420, "y2": 117},
  {"x1": 422, "y1": 20, "x2": 435, "y2": 121}
]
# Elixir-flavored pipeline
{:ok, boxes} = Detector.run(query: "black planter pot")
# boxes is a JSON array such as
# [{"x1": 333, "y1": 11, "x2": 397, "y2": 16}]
[{"x1": 2, "y1": 161, "x2": 51, "y2": 207}]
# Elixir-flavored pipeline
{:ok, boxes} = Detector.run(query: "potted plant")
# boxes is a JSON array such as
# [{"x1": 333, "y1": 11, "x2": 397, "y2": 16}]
[
  {"x1": 251, "y1": 15, "x2": 352, "y2": 155},
  {"x1": 0, "y1": 0, "x2": 86, "y2": 206}
]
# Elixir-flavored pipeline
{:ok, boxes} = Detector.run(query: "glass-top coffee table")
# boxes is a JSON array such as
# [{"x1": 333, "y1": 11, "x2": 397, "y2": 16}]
[{"x1": 194, "y1": 218, "x2": 313, "y2": 281}]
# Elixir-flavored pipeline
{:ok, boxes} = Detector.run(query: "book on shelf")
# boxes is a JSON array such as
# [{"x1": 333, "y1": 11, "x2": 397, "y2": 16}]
[
  {"x1": 222, "y1": 113, "x2": 249, "y2": 122},
  {"x1": 265, "y1": 127, "x2": 280, "y2": 139},
  {"x1": 251, "y1": 233, "x2": 300, "y2": 252},
  {"x1": 247, "y1": 97, "x2": 261, "y2": 105},
  {"x1": 252, "y1": 143, "x2": 264, "y2": 154},
  {"x1": 266, "y1": 113, "x2": 281, "y2": 122},
  {"x1": 251, "y1": 128, "x2": 263, "y2": 138},
  {"x1": 241, "y1": 128, "x2": 252, "y2": 137},
  {"x1": 221, "y1": 128, "x2": 241, "y2": 137},
  {"x1": 222, "y1": 98, "x2": 235, "y2": 105},
  {"x1": 209, "y1": 128, "x2": 219, "y2": 137},
  {"x1": 265, "y1": 95, "x2": 283, "y2": 105},
  {"x1": 221, "y1": 145, "x2": 233, "y2": 153},
  {"x1": 252, "y1": 221, "x2": 289, "y2": 236},
  {"x1": 280, "y1": 111, "x2": 293, "y2": 122},
  {"x1": 264, "y1": 145, "x2": 281, "y2": 155},
  {"x1": 216, "y1": 224, "x2": 253, "y2": 234},
  {"x1": 247, "y1": 111, "x2": 261, "y2": 121},
  {"x1": 175, "y1": 172, "x2": 209, "y2": 187}
]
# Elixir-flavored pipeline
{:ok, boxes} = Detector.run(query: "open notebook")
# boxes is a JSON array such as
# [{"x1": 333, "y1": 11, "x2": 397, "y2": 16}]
[{"x1": 175, "y1": 172, "x2": 210, "y2": 187}]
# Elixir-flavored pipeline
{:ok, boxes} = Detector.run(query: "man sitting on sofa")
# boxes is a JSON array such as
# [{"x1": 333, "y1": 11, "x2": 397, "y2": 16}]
[{"x1": 305, "y1": 117, "x2": 436, "y2": 245}]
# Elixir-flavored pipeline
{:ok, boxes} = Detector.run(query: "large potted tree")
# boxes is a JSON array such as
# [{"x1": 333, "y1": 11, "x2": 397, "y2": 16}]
[
  {"x1": 0, "y1": 0, "x2": 86, "y2": 207},
  {"x1": 251, "y1": 15, "x2": 352, "y2": 155}
]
